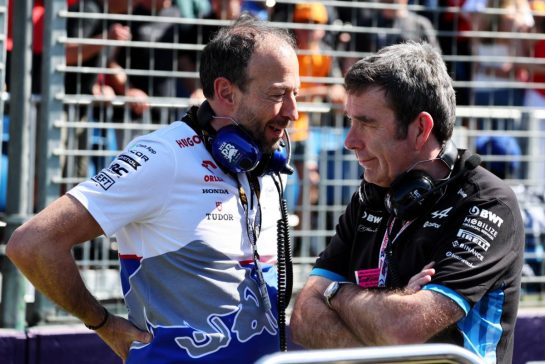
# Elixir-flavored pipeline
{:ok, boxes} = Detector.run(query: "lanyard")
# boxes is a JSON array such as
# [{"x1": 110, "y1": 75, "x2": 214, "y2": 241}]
[
  {"x1": 237, "y1": 174, "x2": 271, "y2": 312},
  {"x1": 377, "y1": 216, "x2": 412, "y2": 287}
]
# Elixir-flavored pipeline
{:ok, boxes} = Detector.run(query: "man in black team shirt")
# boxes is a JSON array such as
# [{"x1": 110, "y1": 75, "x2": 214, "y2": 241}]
[{"x1": 291, "y1": 41, "x2": 524, "y2": 364}]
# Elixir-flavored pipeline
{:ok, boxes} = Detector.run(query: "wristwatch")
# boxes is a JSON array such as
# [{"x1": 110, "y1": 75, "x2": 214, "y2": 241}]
[{"x1": 323, "y1": 281, "x2": 353, "y2": 309}]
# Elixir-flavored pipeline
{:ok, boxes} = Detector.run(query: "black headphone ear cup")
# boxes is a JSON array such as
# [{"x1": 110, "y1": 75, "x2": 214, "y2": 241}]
[
  {"x1": 359, "y1": 180, "x2": 388, "y2": 211},
  {"x1": 385, "y1": 169, "x2": 437, "y2": 220}
]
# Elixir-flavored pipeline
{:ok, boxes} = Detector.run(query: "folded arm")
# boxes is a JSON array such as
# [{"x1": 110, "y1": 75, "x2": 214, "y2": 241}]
[{"x1": 291, "y1": 268, "x2": 462, "y2": 348}]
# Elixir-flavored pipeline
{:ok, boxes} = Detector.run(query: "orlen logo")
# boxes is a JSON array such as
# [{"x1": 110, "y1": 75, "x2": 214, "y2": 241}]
[
  {"x1": 469, "y1": 206, "x2": 504, "y2": 227},
  {"x1": 176, "y1": 135, "x2": 203, "y2": 149},
  {"x1": 361, "y1": 211, "x2": 382, "y2": 224},
  {"x1": 204, "y1": 175, "x2": 224, "y2": 182}
]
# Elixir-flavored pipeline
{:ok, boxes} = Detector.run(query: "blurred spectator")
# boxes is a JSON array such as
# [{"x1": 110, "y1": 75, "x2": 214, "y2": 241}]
[
  {"x1": 5, "y1": 0, "x2": 44, "y2": 94},
  {"x1": 65, "y1": 0, "x2": 134, "y2": 100},
  {"x1": 467, "y1": 0, "x2": 534, "y2": 107},
  {"x1": 340, "y1": 0, "x2": 441, "y2": 73},
  {"x1": 523, "y1": 1, "x2": 545, "y2": 109},
  {"x1": 476, "y1": 134, "x2": 545, "y2": 290},
  {"x1": 242, "y1": 0, "x2": 269, "y2": 20},
  {"x1": 430, "y1": 0, "x2": 474, "y2": 106},
  {"x1": 64, "y1": 0, "x2": 139, "y2": 178},
  {"x1": 178, "y1": 0, "x2": 243, "y2": 102},
  {"x1": 290, "y1": 2, "x2": 345, "y2": 219},
  {"x1": 475, "y1": 134, "x2": 522, "y2": 179},
  {"x1": 176, "y1": 0, "x2": 210, "y2": 18},
  {"x1": 521, "y1": 0, "x2": 545, "y2": 181},
  {"x1": 108, "y1": 0, "x2": 193, "y2": 122},
  {"x1": 269, "y1": 2, "x2": 338, "y2": 48}
]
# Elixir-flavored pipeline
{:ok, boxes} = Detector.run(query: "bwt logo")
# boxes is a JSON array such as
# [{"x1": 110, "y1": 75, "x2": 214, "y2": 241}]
[
  {"x1": 468, "y1": 206, "x2": 504, "y2": 227},
  {"x1": 361, "y1": 211, "x2": 382, "y2": 224}
]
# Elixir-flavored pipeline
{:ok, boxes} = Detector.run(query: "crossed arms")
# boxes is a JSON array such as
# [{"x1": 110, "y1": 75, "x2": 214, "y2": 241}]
[{"x1": 290, "y1": 271, "x2": 464, "y2": 349}]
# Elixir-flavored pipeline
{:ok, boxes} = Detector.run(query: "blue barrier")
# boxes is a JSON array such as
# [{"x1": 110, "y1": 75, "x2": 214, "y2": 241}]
[{"x1": 0, "y1": 329, "x2": 26, "y2": 364}]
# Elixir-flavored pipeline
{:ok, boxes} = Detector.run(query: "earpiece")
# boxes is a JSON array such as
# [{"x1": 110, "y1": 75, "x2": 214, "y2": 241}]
[
  {"x1": 358, "y1": 180, "x2": 388, "y2": 212},
  {"x1": 385, "y1": 169, "x2": 440, "y2": 220},
  {"x1": 196, "y1": 101, "x2": 293, "y2": 176},
  {"x1": 211, "y1": 125, "x2": 262, "y2": 173}
]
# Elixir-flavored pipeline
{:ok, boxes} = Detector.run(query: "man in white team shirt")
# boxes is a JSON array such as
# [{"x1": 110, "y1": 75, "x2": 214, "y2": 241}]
[{"x1": 6, "y1": 15, "x2": 300, "y2": 363}]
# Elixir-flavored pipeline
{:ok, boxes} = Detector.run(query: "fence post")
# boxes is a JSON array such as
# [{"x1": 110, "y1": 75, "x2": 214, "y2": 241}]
[
  {"x1": 0, "y1": 0, "x2": 34, "y2": 329},
  {"x1": 30, "y1": 0, "x2": 67, "y2": 324}
]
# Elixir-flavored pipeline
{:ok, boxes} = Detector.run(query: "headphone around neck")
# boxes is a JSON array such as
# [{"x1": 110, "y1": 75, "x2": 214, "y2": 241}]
[
  {"x1": 193, "y1": 101, "x2": 293, "y2": 176},
  {"x1": 359, "y1": 140, "x2": 480, "y2": 221}
]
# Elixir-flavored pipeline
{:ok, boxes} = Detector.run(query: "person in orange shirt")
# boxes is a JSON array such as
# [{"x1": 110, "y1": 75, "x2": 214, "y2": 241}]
[{"x1": 291, "y1": 3, "x2": 345, "y2": 228}]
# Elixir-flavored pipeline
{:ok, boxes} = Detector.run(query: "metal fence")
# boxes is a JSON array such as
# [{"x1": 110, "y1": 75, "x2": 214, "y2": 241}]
[{"x1": 0, "y1": 0, "x2": 544, "y2": 327}]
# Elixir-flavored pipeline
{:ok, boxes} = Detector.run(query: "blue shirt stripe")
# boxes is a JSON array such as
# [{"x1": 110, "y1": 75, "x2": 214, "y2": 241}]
[
  {"x1": 423, "y1": 284, "x2": 505, "y2": 363},
  {"x1": 310, "y1": 267, "x2": 348, "y2": 282},
  {"x1": 423, "y1": 284, "x2": 471, "y2": 314}
]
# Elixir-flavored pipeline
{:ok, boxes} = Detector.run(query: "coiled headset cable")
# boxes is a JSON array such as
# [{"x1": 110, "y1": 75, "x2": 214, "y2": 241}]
[{"x1": 272, "y1": 173, "x2": 293, "y2": 351}]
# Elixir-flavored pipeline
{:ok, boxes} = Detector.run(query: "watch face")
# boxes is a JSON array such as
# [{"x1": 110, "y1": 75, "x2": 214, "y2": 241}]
[{"x1": 324, "y1": 281, "x2": 339, "y2": 298}]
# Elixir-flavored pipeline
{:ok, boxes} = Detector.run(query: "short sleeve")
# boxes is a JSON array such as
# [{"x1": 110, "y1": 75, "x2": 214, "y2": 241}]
[
  {"x1": 312, "y1": 192, "x2": 361, "y2": 280},
  {"x1": 425, "y1": 198, "x2": 524, "y2": 306},
  {"x1": 68, "y1": 136, "x2": 175, "y2": 236}
]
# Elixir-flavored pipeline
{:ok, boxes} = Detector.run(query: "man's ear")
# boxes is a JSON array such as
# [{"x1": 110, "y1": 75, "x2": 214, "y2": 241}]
[
  {"x1": 409, "y1": 111, "x2": 434, "y2": 150},
  {"x1": 213, "y1": 77, "x2": 236, "y2": 108}
]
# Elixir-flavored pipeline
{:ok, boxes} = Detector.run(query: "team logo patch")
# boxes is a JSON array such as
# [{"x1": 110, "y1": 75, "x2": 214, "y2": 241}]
[
  {"x1": 176, "y1": 135, "x2": 203, "y2": 149},
  {"x1": 92, "y1": 172, "x2": 115, "y2": 190},
  {"x1": 109, "y1": 163, "x2": 129, "y2": 177},
  {"x1": 202, "y1": 160, "x2": 218, "y2": 173},
  {"x1": 361, "y1": 211, "x2": 382, "y2": 224},
  {"x1": 457, "y1": 228, "x2": 491, "y2": 251},
  {"x1": 446, "y1": 251, "x2": 475, "y2": 268},
  {"x1": 218, "y1": 142, "x2": 240, "y2": 163},
  {"x1": 117, "y1": 154, "x2": 141, "y2": 170},
  {"x1": 468, "y1": 206, "x2": 504, "y2": 227}
]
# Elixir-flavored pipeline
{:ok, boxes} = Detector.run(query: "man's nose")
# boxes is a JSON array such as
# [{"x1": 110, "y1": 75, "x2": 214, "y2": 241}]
[
  {"x1": 344, "y1": 126, "x2": 360, "y2": 151},
  {"x1": 281, "y1": 93, "x2": 299, "y2": 122}
]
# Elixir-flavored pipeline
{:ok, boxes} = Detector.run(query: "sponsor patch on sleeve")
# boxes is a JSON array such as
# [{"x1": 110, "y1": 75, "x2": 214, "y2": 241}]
[
  {"x1": 117, "y1": 154, "x2": 141, "y2": 171},
  {"x1": 91, "y1": 171, "x2": 115, "y2": 190}
]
